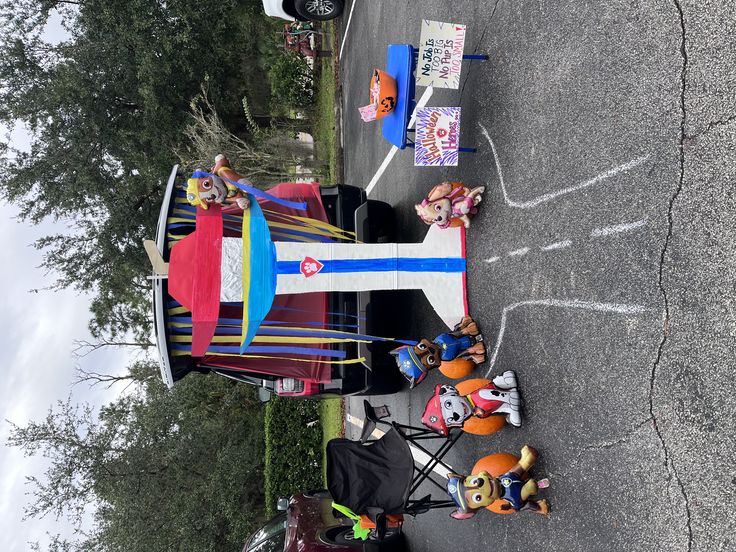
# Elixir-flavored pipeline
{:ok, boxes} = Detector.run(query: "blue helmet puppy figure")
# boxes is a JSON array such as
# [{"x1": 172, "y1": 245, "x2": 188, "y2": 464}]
[
  {"x1": 446, "y1": 446, "x2": 550, "y2": 519},
  {"x1": 390, "y1": 316, "x2": 486, "y2": 388}
]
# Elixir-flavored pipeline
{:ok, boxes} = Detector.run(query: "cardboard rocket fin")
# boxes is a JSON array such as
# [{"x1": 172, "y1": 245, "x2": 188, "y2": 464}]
[
  {"x1": 411, "y1": 224, "x2": 468, "y2": 329},
  {"x1": 144, "y1": 239, "x2": 169, "y2": 276}
]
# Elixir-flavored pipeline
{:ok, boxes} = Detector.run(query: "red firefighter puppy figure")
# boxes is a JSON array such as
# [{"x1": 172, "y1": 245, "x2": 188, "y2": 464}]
[
  {"x1": 415, "y1": 181, "x2": 485, "y2": 229},
  {"x1": 446, "y1": 445, "x2": 550, "y2": 519},
  {"x1": 390, "y1": 316, "x2": 486, "y2": 388},
  {"x1": 186, "y1": 154, "x2": 251, "y2": 211},
  {"x1": 421, "y1": 371, "x2": 522, "y2": 436}
]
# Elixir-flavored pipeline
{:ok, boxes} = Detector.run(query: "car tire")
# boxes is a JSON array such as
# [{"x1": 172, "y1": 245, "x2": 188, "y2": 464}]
[
  {"x1": 323, "y1": 526, "x2": 401, "y2": 548},
  {"x1": 303, "y1": 489, "x2": 331, "y2": 499},
  {"x1": 294, "y1": 0, "x2": 344, "y2": 21}
]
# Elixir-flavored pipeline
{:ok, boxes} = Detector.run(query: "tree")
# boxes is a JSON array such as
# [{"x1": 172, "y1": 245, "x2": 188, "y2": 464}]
[
  {"x1": 73, "y1": 358, "x2": 158, "y2": 389},
  {"x1": 176, "y1": 85, "x2": 318, "y2": 184},
  {"x1": 0, "y1": 0, "x2": 283, "y2": 340},
  {"x1": 268, "y1": 51, "x2": 315, "y2": 112},
  {"x1": 9, "y1": 375, "x2": 265, "y2": 552}
]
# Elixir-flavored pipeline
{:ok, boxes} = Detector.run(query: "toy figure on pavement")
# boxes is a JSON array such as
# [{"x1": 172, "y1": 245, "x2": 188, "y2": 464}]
[
  {"x1": 391, "y1": 316, "x2": 486, "y2": 388},
  {"x1": 446, "y1": 445, "x2": 550, "y2": 519},
  {"x1": 415, "y1": 181, "x2": 485, "y2": 229},
  {"x1": 186, "y1": 154, "x2": 251, "y2": 211},
  {"x1": 421, "y1": 370, "x2": 522, "y2": 435}
]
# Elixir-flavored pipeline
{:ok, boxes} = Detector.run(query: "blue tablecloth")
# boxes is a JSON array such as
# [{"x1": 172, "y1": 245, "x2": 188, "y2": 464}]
[{"x1": 381, "y1": 44, "x2": 417, "y2": 149}]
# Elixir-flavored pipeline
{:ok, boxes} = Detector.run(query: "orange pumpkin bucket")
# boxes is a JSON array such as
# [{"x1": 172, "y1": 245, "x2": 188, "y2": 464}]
[
  {"x1": 438, "y1": 358, "x2": 475, "y2": 379},
  {"x1": 370, "y1": 69, "x2": 397, "y2": 119}
]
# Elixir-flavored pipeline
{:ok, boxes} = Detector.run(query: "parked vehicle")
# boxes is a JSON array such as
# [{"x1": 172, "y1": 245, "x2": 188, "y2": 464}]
[
  {"x1": 153, "y1": 166, "x2": 404, "y2": 398},
  {"x1": 242, "y1": 493, "x2": 403, "y2": 551},
  {"x1": 262, "y1": 0, "x2": 345, "y2": 22}
]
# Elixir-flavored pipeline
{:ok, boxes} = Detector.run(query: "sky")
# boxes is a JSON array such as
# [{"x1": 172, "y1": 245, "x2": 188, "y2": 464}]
[{"x1": 0, "y1": 13, "x2": 138, "y2": 552}]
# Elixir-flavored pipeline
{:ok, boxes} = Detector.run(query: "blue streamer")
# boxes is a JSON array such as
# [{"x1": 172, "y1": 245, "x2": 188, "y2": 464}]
[
  {"x1": 276, "y1": 257, "x2": 466, "y2": 275},
  {"x1": 191, "y1": 171, "x2": 307, "y2": 210},
  {"x1": 257, "y1": 326, "x2": 417, "y2": 346},
  {"x1": 171, "y1": 342, "x2": 346, "y2": 358}
]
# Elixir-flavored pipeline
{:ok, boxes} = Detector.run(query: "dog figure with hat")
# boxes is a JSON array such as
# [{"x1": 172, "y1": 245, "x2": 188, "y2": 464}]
[
  {"x1": 186, "y1": 154, "x2": 251, "y2": 211},
  {"x1": 390, "y1": 316, "x2": 485, "y2": 388},
  {"x1": 422, "y1": 371, "x2": 522, "y2": 436},
  {"x1": 446, "y1": 445, "x2": 550, "y2": 519}
]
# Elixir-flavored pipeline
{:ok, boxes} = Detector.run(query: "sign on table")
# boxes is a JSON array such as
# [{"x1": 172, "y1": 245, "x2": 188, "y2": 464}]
[
  {"x1": 416, "y1": 20, "x2": 467, "y2": 89},
  {"x1": 415, "y1": 107, "x2": 461, "y2": 166}
]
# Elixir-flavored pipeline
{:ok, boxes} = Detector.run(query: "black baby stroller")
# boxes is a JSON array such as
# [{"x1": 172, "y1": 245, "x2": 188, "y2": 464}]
[{"x1": 326, "y1": 401, "x2": 465, "y2": 544}]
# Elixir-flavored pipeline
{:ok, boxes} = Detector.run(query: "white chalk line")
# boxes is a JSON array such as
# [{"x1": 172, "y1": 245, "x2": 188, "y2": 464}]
[
  {"x1": 338, "y1": 0, "x2": 358, "y2": 60},
  {"x1": 540, "y1": 240, "x2": 572, "y2": 251},
  {"x1": 478, "y1": 123, "x2": 651, "y2": 209},
  {"x1": 485, "y1": 256, "x2": 500, "y2": 263},
  {"x1": 345, "y1": 413, "x2": 453, "y2": 477},
  {"x1": 366, "y1": 85, "x2": 434, "y2": 196},
  {"x1": 591, "y1": 219, "x2": 648, "y2": 238},
  {"x1": 508, "y1": 247, "x2": 530, "y2": 257},
  {"x1": 484, "y1": 299, "x2": 649, "y2": 377}
]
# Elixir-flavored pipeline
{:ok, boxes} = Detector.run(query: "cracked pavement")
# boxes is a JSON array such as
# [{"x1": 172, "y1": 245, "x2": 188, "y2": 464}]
[{"x1": 337, "y1": 1, "x2": 736, "y2": 550}]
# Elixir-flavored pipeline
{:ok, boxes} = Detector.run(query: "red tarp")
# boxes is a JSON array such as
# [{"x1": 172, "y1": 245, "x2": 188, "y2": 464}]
[{"x1": 201, "y1": 183, "x2": 332, "y2": 383}]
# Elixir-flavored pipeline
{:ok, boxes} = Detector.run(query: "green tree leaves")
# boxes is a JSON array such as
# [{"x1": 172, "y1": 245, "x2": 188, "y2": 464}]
[
  {"x1": 10, "y1": 375, "x2": 265, "y2": 552},
  {"x1": 0, "y1": 0, "x2": 281, "y2": 339}
]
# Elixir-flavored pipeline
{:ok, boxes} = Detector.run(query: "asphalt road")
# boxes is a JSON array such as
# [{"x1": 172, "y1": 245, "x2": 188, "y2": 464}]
[{"x1": 336, "y1": 1, "x2": 736, "y2": 551}]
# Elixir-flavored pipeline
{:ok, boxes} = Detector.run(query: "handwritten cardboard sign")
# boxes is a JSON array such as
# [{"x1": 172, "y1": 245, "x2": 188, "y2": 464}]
[
  {"x1": 416, "y1": 20, "x2": 467, "y2": 89},
  {"x1": 414, "y1": 107, "x2": 461, "y2": 166}
]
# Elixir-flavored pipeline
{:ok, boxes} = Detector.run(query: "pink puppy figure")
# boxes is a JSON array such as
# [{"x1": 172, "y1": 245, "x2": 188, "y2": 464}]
[{"x1": 415, "y1": 181, "x2": 485, "y2": 229}]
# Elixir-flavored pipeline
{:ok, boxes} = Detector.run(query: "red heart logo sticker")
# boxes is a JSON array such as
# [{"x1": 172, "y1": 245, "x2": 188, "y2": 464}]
[{"x1": 299, "y1": 257, "x2": 324, "y2": 278}]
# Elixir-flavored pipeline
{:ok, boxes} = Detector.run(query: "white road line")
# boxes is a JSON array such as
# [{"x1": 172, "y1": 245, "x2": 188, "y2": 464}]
[
  {"x1": 345, "y1": 413, "x2": 454, "y2": 478},
  {"x1": 365, "y1": 146, "x2": 399, "y2": 196},
  {"x1": 484, "y1": 299, "x2": 649, "y2": 377},
  {"x1": 485, "y1": 256, "x2": 500, "y2": 263},
  {"x1": 408, "y1": 85, "x2": 434, "y2": 129},
  {"x1": 540, "y1": 240, "x2": 572, "y2": 251},
  {"x1": 479, "y1": 123, "x2": 650, "y2": 209},
  {"x1": 591, "y1": 219, "x2": 648, "y2": 238},
  {"x1": 507, "y1": 247, "x2": 530, "y2": 257},
  {"x1": 365, "y1": 86, "x2": 435, "y2": 196},
  {"x1": 338, "y1": 0, "x2": 358, "y2": 60}
]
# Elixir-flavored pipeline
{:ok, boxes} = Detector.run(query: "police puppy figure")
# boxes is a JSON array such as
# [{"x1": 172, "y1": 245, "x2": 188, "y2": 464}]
[
  {"x1": 446, "y1": 446, "x2": 550, "y2": 519},
  {"x1": 390, "y1": 316, "x2": 485, "y2": 388}
]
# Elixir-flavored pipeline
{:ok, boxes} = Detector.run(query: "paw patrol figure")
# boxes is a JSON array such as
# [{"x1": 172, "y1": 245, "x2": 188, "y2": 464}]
[
  {"x1": 187, "y1": 154, "x2": 251, "y2": 211},
  {"x1": 421, "y1": 371, "x2": 522, "y2": 435},
  {"x1": 446, "y1": 446, "x2": 550, "y2": 519},
  {"x1": 390, "y1": 316, "x2": 486, "y2": 388},
  {"x1": 415, "y1": 181, "x2": 485, "y2": 229}
]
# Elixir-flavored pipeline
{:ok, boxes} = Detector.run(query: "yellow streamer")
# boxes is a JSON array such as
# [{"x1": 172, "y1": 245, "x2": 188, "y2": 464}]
[
  {"x1": 172, "y1": 208, "x2": 196, "y2": 218},
  {"x1": 269, "y1": 231, "x2": 318, "y2": 243},
  {"x1": 262, "y1": 208, "x2": 357, "y2": 237},
  {"x1": 167, "y1": 306, "x2": 190, "y2": 316},
  {"x1": 266, "y1": 220, "x2": 343, "y2": 240}
]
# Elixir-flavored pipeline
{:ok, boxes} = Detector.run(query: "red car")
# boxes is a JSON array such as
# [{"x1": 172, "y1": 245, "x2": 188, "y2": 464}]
[{"x1": 242, "y1": 493, "x2": 403, "y2": 552}]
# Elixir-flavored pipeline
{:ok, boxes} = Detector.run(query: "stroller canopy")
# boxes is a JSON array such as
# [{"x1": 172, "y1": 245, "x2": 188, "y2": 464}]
[{"x1": 327, "y1": 427, "x2": 414, "y2": 515}]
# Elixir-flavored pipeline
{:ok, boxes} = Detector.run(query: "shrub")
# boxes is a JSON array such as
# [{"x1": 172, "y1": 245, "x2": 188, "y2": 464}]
[
  {"x1": 268, "y1": 51, "x2": 315, "y2": 112},
  {"x1": 263, "y1": 397, "x2": 323, "y2": 516}
]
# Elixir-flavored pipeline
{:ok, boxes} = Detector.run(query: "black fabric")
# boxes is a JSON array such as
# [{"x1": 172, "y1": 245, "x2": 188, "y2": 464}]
[{"x1": 326, "y1": 427, "x2": 414, "y2": 514}]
